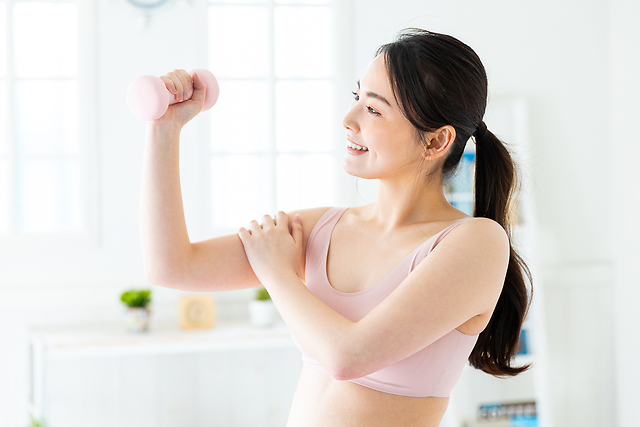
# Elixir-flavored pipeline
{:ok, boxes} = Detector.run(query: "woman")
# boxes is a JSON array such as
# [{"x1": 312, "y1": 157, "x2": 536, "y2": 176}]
[{"x1": 141, "y1": 29, "x2": 532, "y2": 427}]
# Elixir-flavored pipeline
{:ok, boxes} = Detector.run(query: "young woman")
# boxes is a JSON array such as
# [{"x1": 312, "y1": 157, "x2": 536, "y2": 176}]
[{"x1": 140, "y1": 29, "x2": 532, "y2": 427}]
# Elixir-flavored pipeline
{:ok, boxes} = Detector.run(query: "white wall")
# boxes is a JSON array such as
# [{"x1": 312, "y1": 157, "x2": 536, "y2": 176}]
[
  {"x1": 1, "y1": 0, "x2": 637, "y2": 426},
  {"x1": 610, "y1": 1, "x2": 640, "y2": 426}
]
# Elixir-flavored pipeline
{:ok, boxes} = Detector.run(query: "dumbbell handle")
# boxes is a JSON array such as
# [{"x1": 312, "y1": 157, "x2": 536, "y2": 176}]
[{"x1": 127, "y1": 68, "x2": 220, "y2": 121}]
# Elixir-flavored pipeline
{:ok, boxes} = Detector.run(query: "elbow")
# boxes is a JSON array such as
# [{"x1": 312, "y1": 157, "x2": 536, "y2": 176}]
[
  {"x1": 326, "y1": 353, "x2": 364, "y2": 381},
  {"x1": 143, "y1": 262, "x2": 183, "y2": 289},
  {"x1": 144, "y1": 268, "x2": 163, "y2": 287},
  {"x1": 144, "y1": 268, "x2": 169, "y2": 288},
  {"x1": 329, "y1": 367, "x2": 357, "y2": 382}
]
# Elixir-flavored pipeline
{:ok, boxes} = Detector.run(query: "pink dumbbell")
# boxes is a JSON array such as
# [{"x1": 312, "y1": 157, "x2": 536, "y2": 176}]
[{"x1": 127, "y1": 68, "x2": 220, "y2": 121}]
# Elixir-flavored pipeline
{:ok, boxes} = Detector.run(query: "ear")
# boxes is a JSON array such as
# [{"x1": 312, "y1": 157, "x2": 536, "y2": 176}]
[{"x1": 424, "y1": 125, "x2": 456, "y2": 160}]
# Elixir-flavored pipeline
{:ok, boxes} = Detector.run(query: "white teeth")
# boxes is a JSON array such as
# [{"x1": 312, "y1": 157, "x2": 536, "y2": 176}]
[{"x1": 348, "y1": 141, "x2": 368, "y2": 151}]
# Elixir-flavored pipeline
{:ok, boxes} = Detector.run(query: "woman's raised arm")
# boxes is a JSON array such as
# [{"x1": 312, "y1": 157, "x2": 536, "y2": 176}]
[{"x1": 140, "y1": 117, "x2": 329, "y2": 292}]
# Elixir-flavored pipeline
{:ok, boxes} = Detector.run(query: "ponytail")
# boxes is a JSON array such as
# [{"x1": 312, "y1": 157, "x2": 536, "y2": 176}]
[{"x1": 470, "y1": 122, "x2": 533, "y2": 377}]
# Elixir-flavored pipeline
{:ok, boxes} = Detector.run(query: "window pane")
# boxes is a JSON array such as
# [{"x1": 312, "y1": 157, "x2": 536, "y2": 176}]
[
  {"x1": 0, "y1": 83, "x2": 6, "y2": 156},
  {"x1": 210, "y1": 80, "x2": 270, "y2": 153},
  {"x1": 0, "y1": 4, "x2": 6, "y2": 78},
  {"x1": 276, "y1": 154, "x2": 333, "y2": 212},
  {"x1": 209, "y1": 6, "x2": 269, "y2": 79},
  {"x1": 276, "y1": 80, "x2": 332, "y2": 152},
  {"x1": 275, "y1": 7, "x2": 332, "y2": 78},
  {"x1": 0, "y1": 159, "x2": 10, "y2": 232},
  {"x1": 14, "y1": 80, "x2": 79, "y2": 156},
  {"x1": 211, "y1": 155, "x2": 273, "y2": 229},
  {"x1": 17, "y1": 158, "x2": 83, "y2": 233},
  {"x1": 13, "y1": 3, "x2": 77, "y2": 78}
]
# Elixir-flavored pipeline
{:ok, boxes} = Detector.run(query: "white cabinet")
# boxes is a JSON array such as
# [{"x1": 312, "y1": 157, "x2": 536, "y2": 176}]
[
  {"x1": 28, "y1": 321, "x2": 302, "y2": 427},
  {"x1": 443, "y1": 98, "x2": 552, "y2": 427}
]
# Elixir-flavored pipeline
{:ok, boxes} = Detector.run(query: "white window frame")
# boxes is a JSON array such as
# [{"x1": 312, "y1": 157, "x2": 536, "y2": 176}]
[
  {"x1": 196, "y1": 0, "x2": 356, "y2": 238},
  {"x1": 0, "y1": 0, "x2": 99, "y2": 250}
]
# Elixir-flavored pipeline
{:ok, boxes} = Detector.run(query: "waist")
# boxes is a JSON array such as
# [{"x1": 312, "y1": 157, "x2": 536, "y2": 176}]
[{"x1": 287, "y1": 367, "x2": 449, "y2": 427}]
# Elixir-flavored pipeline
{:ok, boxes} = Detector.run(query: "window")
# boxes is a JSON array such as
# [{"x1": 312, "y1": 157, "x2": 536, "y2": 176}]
[
  {"x1": 207, "y1": 0, "x2": 338, "y2": 231},
  {"x1": 0, "y1": 0, "x2": 94, "y2": 240}
]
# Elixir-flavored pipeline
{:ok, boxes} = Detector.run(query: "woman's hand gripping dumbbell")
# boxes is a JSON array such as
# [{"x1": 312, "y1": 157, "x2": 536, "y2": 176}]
[{"x1": 127, "y1": 68, "x2": 220, "y2": 126}]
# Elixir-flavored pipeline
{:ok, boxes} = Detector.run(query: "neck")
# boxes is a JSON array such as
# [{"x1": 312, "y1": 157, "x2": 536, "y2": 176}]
[{"x1": 361, "y1": 175, "x2": 454, "y2": 233}]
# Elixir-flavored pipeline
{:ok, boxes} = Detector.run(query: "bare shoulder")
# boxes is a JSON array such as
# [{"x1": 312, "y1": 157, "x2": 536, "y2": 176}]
[
  {"x1": 455, "y1": 216, "x2": 510, "y2": 250},
  {"x1": 450, "y1": 217, "x2": 511, "y2": 268},
  {"x1": 283, "y1": 205, "x2": 335, "y2": 247}
]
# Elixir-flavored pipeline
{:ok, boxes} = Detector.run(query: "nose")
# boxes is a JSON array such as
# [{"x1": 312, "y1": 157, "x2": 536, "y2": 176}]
[{"x1": 342, "y1": 102, "x2": 360, "y2": 132}]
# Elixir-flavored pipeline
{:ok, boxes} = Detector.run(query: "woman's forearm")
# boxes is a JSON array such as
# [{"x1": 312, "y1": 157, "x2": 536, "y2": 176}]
[
  {"x1": 139, "y1": 123, "x2": 192, "y2": 285},
  {"x1": 262, "y1": 270, "x2": 358, "y2": 379}
]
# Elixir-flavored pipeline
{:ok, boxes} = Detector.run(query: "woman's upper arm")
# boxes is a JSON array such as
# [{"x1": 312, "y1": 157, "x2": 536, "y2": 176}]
[
  {"x1": 342, "y1": 217, "x2": 510, "y2": 378},
  {"x1": 165, "y1": 207, "x2": 332, "y2": 292}
]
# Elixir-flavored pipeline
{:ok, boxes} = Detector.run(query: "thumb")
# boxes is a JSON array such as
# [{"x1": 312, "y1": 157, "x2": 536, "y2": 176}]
[
  {"x1": 190, "y1": 72, "x2": 207, "y2": 107},
  {"x1": 293, "y1": 214, "x2": 303, "y2": 244}
]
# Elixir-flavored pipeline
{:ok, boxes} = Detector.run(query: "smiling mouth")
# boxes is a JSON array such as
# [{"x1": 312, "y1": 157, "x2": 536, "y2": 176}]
[{"x1": 347, "y1": 140, "x2": 369, "y2": 151}]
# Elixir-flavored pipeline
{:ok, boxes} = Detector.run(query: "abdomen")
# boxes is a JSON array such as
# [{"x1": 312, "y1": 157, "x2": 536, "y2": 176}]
[{"x1": 286, "y1": 367, "x2": 450, "y2": 427}]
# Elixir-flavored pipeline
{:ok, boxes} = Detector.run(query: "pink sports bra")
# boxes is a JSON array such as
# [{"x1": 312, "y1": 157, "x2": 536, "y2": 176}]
[{"x1": 290, "y1": 206, "x2": 480, "y2": 398}]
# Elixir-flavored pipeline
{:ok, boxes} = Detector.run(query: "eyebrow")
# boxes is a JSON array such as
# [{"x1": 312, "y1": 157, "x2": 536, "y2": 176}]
[{"x1": 357, "y1": 80, "x2": 392, "y2": 107}]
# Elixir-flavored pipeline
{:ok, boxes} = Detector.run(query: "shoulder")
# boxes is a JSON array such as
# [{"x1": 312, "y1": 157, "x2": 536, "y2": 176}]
[
  {"x1": 436, "y1": 216, "x2": 510, "y2": 263},
  {"x1": 459, "y1": 216, "x2": 509, "y2": 243},
  {"x1": 452, "y1": 217, "x2": 510, "y2": 247},
  {"x1": 283, "y1": 206, "x2": 336, "y2": 234},
  {"x1": 282, "y1": 205, "x2": 337, "y2": 248}
]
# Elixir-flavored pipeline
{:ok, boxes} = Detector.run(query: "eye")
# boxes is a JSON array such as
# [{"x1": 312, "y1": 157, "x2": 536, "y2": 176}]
[
  {"x1": 367, "y1": 106, "x2": 381, "y2": 116},
  {"x1": 351, "y1": 90, "x2": 360, "y2": 101}
]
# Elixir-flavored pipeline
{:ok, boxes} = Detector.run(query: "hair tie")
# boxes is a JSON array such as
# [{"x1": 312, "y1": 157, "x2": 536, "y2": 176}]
[{"x1": 474, "y1": 121, "x2": 488, "y2": 141}]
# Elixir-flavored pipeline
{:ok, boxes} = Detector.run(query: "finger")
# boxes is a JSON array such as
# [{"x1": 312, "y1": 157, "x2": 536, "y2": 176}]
[
  {"x1": 292, "y1": 214, "x2": 303, "y2": 245},
  {"x1": 275, "y1": 211, "x2": 288, "y2": 230},
  {"x1": 248, "y1": 219, "x2": 262, "y2": 233},
  {"x1": 159, "y1": 76, "x2": 178, "y2": 95},
  {"x1": 177, "y1": 69, "x2": 193, "y2": 101},
  {"x1": 170, "y1": 71, "x2": 185, "y2": 97},
  {"x1": 192, "y1": 71, "x2": 207, "y2": 92},
  {"x1": 164, "y1": 70, "x2": 184, "y2": 101},
  {"x1": 262, "y1": 214, "x2": 275, "y2": 229},
  {"x1": 237, "y1": 227, "x2": 251, "y2": 240},
  {"x1": 189, "y1": 72, "x2": 207, "y2": 109},
  {"x1": 171, "y1": 69, "x2": 188, "y2": 102}
]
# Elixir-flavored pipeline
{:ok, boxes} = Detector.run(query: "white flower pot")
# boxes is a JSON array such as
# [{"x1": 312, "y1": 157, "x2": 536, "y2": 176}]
[
  {"x1": 124, "y1": 306, "x2": 151, "y2": 333},
  {"x1": 249, "y1": 300, "x2": 275, "y2": 327}
]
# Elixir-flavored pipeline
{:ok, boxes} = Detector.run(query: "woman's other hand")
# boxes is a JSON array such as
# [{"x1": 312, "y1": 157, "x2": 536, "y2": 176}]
[{"x1": 237, "y1": 211, "x2": 304, "y2": 285}]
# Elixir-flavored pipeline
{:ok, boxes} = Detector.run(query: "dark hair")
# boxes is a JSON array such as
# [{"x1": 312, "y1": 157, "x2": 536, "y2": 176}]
[{"x1": 376, "y1": 29, "x2": 533, "y2": 377}]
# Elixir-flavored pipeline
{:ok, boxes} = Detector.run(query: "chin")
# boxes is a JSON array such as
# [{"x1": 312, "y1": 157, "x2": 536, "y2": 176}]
[{"x1": 342, "y1": 163, "x2": 375, "y2": 180}]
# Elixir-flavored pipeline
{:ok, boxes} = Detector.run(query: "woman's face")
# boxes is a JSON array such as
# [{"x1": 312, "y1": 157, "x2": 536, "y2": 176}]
[{"x1": 342, "y1": 55, "x2": 425, "y2": 181}]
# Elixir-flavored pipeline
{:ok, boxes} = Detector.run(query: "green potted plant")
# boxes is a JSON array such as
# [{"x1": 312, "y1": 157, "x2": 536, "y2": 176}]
[
  {"x1": 249, "y1": 287, "x2": 275, "y2": 327},
  {"x1": 26, "y1": 412, "x2": 47, "y2": 427},
  {"x1": 120, "y1": 289, "x2": 152, "y2": 333}
]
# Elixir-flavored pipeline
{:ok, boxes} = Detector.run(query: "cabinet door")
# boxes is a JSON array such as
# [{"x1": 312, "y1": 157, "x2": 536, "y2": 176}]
[{"x1": 45, "y1": 346, "x2": 302, "y2": 427}]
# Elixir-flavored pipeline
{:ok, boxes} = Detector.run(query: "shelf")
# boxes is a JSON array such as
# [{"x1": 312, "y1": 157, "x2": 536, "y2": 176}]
[{"x1": 28, "y1": 320, "x2": 295, "y2": 359}]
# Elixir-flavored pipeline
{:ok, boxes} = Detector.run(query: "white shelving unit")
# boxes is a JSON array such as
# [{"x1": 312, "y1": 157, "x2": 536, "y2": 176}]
[
  {"x1": 443, "y1": 98, "x2": 551, "y2": 427},
  {"x1": 27, "y1": 320, "x2": 302, "y2": 427}
]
